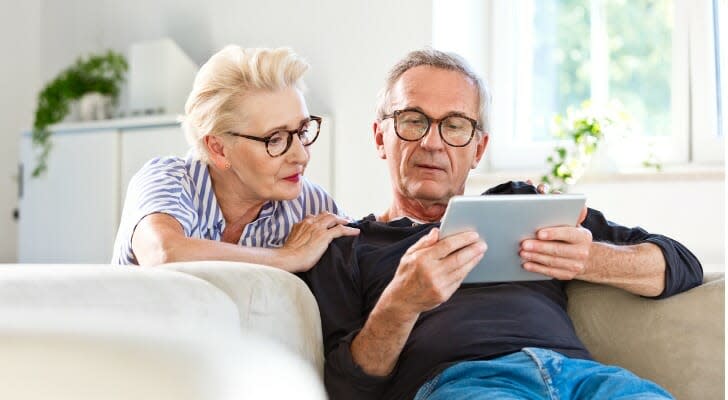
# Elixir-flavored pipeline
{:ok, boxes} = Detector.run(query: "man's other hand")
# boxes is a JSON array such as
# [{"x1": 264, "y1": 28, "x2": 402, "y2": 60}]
[
  {"x1": 525, "y1": 179, "x2": 557, "y2": 194},
  {"x1": 519, "y1": 221, "x2": 592, "y2": 280},
  {"x1": 388, "y1": 228, "x2": 486, "y2": 315}
]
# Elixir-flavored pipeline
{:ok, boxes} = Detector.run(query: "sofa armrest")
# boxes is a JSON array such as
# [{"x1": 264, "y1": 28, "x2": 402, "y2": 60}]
[
  {"x1": 165, "y1": 261, "x2": 324, "y2": 376},
  {"x1": 566, "y1": 273, "x2": 725, "y2": 400}
]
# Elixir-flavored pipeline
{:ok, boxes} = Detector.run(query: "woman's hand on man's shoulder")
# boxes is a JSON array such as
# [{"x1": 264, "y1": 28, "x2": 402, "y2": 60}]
[{"x1": 278, "y1": 212, "x2": 360, "y2": 273}]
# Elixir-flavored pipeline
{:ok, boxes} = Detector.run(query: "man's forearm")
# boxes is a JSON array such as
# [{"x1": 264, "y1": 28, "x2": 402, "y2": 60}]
[
  {"x1": 350, "y1": 289, "x2": 420, "y2": 376},
  {"x1": 579, "y1": 241, "x2": 666, "y2": 296}
]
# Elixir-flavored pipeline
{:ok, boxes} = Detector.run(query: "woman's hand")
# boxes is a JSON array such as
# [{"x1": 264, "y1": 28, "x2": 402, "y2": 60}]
[{"x1": 279, "y1": 212, "x2": 360, "y2": 272}]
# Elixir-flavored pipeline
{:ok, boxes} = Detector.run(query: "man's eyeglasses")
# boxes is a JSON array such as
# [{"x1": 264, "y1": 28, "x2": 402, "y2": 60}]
[
  {"x1": 381, "y1": 109, "x2": 480, "y2": 147},
  {"x1": 226, "y1": 116, "x2": 322, "y2": 157}
]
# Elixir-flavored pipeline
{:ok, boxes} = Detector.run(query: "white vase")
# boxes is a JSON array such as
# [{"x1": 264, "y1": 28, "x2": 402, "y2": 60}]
[{"x1": 78, "y1": 92, "x2": 113, "y2": 121}]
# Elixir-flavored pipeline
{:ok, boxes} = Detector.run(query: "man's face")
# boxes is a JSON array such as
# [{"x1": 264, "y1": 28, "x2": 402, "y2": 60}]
[{"x1": 374, "y1": 66, "x2": 488, "y2": 206}]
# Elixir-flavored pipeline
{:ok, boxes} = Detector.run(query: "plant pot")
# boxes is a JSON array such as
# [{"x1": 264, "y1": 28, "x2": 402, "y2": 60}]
[{"x1": 78, "y1": 92, "x2": 113, "y2": 121}]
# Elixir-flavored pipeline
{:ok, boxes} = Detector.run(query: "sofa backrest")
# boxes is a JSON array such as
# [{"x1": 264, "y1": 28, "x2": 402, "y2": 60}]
[{"x1": 166, "y1": 261, "x2": 326, "y2": 376}]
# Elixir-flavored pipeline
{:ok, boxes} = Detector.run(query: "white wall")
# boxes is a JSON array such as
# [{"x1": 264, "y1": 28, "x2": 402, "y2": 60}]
[
  {"x1": 0, "y1": 1, "x2": 40, "y2": 262},
  {"x1": 36, "y1": 0, "x2": 432, "y2": 221}
]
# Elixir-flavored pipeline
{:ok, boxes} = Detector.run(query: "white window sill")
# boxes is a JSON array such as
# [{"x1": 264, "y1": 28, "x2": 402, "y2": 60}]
[{"x1": 468, "y1": 164, "x2": 724, "y2": 189}]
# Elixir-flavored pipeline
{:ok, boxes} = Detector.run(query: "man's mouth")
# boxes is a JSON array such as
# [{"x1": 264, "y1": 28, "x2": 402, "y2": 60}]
[{"x1": 415, "y1": 163, "x2": 446, "y2": 172}]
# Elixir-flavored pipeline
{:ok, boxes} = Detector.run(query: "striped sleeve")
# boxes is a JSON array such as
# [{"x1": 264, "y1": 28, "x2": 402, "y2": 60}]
[{"x1": 111, "y1": 157, "x2": 197, "y2": 265}]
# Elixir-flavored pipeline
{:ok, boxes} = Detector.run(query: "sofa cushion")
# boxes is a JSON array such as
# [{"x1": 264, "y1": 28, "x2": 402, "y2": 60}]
[
  {"x1": 0, "y1": 264, "x2": 326, "y2": 399},
  {"x1": 0, "y1": 264, "x2": 240, "y2": 333},
  {"x1": 166, "y1": 261, "x2": 325, "y2": 375},
  {"x1": 0, "y1": 321, "x2": 325, "y2": 400},
  {"x1": 566, "y1": 273, "x2": 724, "y2": 400}
]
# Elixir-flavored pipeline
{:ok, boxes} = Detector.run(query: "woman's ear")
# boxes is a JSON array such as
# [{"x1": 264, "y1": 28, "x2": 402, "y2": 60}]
[{"x1": 204, "y1": 135, "x2": 230, "y2": 169}]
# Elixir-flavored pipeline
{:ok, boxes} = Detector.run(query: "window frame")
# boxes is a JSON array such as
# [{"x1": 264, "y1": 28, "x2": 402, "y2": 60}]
[{"x1": 438, "y1": 0, "x2": 726, "y2": 171}]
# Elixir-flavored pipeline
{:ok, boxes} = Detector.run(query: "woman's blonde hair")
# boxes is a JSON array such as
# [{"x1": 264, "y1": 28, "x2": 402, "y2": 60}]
[{"x1": 180, "y1": 45, "x2": 309, "y2": 162}]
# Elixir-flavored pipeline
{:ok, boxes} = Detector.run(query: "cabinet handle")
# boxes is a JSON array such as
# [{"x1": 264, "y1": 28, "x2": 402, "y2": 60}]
[{"x1": 17, "y1": 163, "x2": 23, "y2": 199}]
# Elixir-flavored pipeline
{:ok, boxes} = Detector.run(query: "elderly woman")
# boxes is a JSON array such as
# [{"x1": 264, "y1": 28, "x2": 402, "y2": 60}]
[{"x1": 112, "y1": 45, "x2": 358, "y2": 271}]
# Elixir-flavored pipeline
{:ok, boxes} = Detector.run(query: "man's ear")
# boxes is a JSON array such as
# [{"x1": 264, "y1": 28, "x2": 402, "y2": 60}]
[
  {"x1": 373, "y1": 121, "x2": 386, "y2": 159},
  {"x1": 204, "y1": 135, "x2": 229, "y2": 169},
  {"x1": 471, "y1": 133, "x2": 489, "y2": 169}
]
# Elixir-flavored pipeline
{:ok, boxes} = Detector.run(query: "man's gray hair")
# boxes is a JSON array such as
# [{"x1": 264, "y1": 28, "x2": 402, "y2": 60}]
[{"x1": 375, "y1": 48, "x2": 492, "y2": 133}]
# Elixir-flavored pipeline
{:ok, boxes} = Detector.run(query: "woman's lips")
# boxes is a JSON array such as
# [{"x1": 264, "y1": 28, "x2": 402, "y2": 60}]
[{"x1": 283, "y1": 173, "x2": 300, "y2": 183}]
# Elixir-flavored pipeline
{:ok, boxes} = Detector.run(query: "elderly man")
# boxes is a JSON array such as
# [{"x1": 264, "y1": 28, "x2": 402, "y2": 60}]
[{"x1": 301, "y1": 49, "x2": 702, "y2": 400}]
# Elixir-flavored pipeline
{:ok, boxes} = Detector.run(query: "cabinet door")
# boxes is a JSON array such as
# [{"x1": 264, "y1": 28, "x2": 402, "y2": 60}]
[
  {"x1": 119, "y1": 125, "x2": 189, "y2": 210},
  {"x1": 18, "y1": 130, "x2": 119, "y2": 263}
]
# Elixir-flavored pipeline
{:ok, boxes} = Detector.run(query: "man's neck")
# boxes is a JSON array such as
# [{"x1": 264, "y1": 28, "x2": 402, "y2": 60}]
[{"x1": 379, "y1": 197, "x2": 448, "y2": 223}]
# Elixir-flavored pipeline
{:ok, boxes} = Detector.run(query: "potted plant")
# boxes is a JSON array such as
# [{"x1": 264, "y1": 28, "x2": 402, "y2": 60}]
[
  {"x1": 540, "y1": 100, "x2": 642, "y2": 192},
  {"x1": 31, "y1": 50, "x2": 128, "y2": 177}
]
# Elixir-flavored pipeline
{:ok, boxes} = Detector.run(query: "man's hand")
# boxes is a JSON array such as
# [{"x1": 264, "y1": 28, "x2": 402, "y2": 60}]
[
  {"x1": 519, "y1": 216, "x2": 592, "y2": 280},
  {"x1": 525, "y1": 179, "x2": 557, "y2": 194},
  {"x1": 386, "y1": 228, "x2": 487, "y2": 315}
]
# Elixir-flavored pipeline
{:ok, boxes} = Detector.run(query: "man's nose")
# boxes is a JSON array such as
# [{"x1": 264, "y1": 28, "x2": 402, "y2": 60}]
[{"x1": 420, "y1": 122, "x2": 445, "y2": 150}]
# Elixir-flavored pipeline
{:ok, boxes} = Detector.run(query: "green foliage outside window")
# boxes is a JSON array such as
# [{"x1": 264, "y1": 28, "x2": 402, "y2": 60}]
[{"x1": 529, "y1": 0, "x2": 673, "y2": 141}]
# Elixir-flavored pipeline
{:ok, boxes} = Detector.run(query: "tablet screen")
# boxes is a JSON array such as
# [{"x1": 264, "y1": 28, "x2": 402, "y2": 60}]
[{"x1": 440, "y1": 194, "x2": 586, "y2": 283}]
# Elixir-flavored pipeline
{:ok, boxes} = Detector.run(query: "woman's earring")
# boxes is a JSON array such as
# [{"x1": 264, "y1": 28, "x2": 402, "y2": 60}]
[{"x1": 224, "y1": 161, "x2": 231, "y2": 170}]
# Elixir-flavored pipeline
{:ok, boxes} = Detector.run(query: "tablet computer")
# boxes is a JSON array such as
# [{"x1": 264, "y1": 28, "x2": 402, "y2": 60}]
[{"x1": 439, "y1": 194, "x2": 586, "y2": 283}]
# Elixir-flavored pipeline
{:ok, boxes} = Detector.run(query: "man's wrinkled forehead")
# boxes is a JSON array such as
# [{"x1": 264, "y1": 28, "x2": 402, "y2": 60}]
[{"x1": 388, "y1": 66, "x2": 479, "y2": 118}]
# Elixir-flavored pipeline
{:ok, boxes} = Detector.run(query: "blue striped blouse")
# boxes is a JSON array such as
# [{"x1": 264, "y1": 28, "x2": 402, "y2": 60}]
[{"x1": 111, "y1": 155, "x2": 344, "y2": 265}]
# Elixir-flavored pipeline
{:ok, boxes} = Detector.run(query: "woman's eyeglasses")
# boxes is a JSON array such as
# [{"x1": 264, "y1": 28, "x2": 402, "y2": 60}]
[{"x1": 226, "y1": 116, "x2": 322, "y2": 157}]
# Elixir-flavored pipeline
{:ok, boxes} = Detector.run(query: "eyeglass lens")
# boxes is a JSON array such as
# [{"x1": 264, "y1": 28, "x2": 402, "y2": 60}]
[{"x1": 267, "y1": 118, "x2": 321, "y2": 156}]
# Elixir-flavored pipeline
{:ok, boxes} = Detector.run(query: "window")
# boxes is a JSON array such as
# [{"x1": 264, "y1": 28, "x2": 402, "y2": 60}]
[
  {"x1": 715, "y1": 0, "x2": 726, "y2": 137},
  {"x1": 433, "y1": 0, "x2": 724, "y2": 170}
]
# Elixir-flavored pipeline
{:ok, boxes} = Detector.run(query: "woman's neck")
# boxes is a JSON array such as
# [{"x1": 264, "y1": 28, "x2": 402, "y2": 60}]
[{"x1": 209, "y1": 165, "x2": 266, "y2": 228}]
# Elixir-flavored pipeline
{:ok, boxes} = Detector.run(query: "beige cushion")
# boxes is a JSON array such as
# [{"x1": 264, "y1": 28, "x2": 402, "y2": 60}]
[
  {"x1": 165, "y1": 261, "x2": 325, "y2": 375},
  {"x1": 567, "y1": 273, "x2": 725, "y2": 400}
]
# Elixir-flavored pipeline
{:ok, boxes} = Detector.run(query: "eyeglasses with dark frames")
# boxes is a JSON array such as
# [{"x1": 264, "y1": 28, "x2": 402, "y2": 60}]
[
  {"x1": 226, "y1": 116, "x2": 322, "y2": 157},
  {"x1": 381, "y1": 109, "x2": 480, "y2": 147}
]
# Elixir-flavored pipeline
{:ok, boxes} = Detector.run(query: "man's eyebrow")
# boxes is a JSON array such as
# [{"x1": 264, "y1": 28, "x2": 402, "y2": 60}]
[{"x1": 445, "y1": 111, "x2": 476, "y2": 120}]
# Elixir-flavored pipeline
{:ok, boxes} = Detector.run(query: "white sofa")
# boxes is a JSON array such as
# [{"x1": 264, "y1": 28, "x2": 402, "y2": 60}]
[
  {"x1": 0, "y1": 262, "x2": 723, "y2": 399},
  {"x1": 0, "y1": 264, "x2": 325, "y2": 400}
]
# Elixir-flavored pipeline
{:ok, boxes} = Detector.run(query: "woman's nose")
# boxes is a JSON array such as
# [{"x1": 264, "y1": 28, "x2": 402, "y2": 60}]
[{"x1": 286, "y1": 134, "x2": 309, "y2": 164}]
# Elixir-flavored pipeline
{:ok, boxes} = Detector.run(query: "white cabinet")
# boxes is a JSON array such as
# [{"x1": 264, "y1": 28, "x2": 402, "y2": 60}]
[
  {"x1": 19, "y1": 129, "x2": 119, "y2": 263},
  {"x1": 18, "y1": 115, "x2": 334, "y2": 263},
  {"x1": 18, "y1": 116, "x2": 187, "y2": 263}
]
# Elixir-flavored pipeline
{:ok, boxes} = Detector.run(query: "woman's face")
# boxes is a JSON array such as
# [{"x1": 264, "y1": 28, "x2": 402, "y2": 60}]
[{"x1": 223, "y1": 87, "x2": 312, "y2": 202}]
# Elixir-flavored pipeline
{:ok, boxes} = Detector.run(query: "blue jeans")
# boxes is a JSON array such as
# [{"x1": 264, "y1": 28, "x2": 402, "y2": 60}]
[{"x1": 414, "y1": 348, "x2": 674, "y2": 400}]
